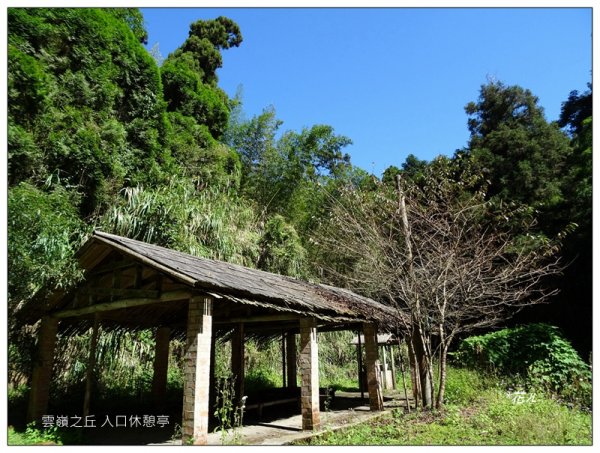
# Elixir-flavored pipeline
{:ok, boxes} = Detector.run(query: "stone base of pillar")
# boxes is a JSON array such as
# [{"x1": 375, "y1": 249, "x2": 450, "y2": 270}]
[{"x1": 181, "y1": 296, "x2": 213, "y2": 445}]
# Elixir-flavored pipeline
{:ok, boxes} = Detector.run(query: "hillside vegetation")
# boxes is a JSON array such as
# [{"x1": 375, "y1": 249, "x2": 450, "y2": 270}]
[{"x1": 8, "y1": 8, "x2": 592, "y2": 446}]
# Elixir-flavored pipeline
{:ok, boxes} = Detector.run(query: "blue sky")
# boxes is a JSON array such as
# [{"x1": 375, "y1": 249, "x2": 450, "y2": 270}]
[{"x1": 141, "y1": 7, "x2": 592, "y2": 176}]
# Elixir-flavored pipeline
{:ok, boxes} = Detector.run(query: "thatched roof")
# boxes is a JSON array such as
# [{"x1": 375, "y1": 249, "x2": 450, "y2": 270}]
[{"x1": 21, "y1": 231, "x2": 402, "y2": 331}]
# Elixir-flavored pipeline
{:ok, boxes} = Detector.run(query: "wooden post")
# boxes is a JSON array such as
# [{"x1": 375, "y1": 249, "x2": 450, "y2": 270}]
[
  {"x1": 209, "y1": 330, "x2": 216, "y2": 412},
  {"x1": 83, "y1": 315, "x2": 100, "y2": 417},
  {"x1": 286, "y1": 333, "x2": 297, "y2": 388},
  {"x1": 357, "y1": 331, "x2": 364, "y2": 399},
  {"x1": 299, "y1": 317, "x2": 320, "y2": 430},
  {"x1": 282, "y1": 332, "x2": 287, "y2": 388},
  {"x1": 27, "y1": 316, "x2": 58, "y2": 423},
  {"x1": 363, "y1": 323, "x2": 384, "y2": 411},
  {"x1": 152, "y1": 327, "x2": 171, "y2": 408},
  {"x1": 231, "y1": 323, "x2": 245, "y2": 406},
  {"x1": 181, "y1": 296, "x2": 213, "y2": 445},
  {"x1": 389, "y1": 345, "x2": 397, "y2": 390}
]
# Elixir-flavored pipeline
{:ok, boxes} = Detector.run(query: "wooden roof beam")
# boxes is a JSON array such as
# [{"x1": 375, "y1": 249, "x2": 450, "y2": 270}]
[
  {"x1": 52, "y1": 290, "x2": 191, "y2": 319},
  {"x1": 214, "y1": 313, "x2": 303, "y2": 325}
]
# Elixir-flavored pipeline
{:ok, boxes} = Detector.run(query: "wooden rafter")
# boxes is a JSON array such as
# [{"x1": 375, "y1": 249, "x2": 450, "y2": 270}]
[{"x1": 52, "y1": 290, "x2": 191, "y2": 319}]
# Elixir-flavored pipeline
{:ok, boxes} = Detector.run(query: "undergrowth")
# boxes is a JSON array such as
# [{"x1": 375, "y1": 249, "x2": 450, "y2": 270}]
[{"x1": 299, "y1": 366, "x2": 592, "y2": 446}]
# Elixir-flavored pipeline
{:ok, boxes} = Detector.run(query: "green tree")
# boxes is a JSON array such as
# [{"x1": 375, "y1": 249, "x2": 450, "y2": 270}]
[
  {"x1": 465, "y1": 81, "x2": 572, "y2": 212},
  {"x1": 8, "y1": 8, "x2": 170, "y2": 215},
  {"x1": 160, "y1": 17, "x2": 243, "y2": 186},
  {"x1": 382, "y1": 154, "x2": 429, "y2": 186},
  {"x1": 8, "y1": 183, "x2": 85, "y2": 307},
  {"x1": 257, "y1": 215, "x2": 307, "y2": 277},
  {"x1": 557, "y1": 83, "x2": 592, "y2": 136}
]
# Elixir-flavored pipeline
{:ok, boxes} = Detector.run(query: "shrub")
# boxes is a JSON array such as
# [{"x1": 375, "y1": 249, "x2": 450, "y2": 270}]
[{"x1": 454, "y1": 324, "x2": 591, "y2": 407}]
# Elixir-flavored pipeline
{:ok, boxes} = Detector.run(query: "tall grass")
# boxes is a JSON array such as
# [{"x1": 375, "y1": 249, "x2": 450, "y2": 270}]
[{"x1": 300, "y1": 365, "x2": 592, "y2": 446}]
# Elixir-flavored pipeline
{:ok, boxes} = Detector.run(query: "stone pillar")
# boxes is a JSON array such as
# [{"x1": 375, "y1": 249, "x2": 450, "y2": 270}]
[
  {"x1": 363, "y1": 323, "x2": 384, "y2": 411},
  {"x1": 152, "y1": 327, "x2": 171, "y2": 408},
  {"x1": 27, "y1": 316, "x2": 59, "y2": 423},
  {"x1": 286, "y1": 333, "x2": 297, "y2": 388},
  {"x1": 299, "y1": 317, "x2": 320, "y2": 430},
  {"x1": 231, "y1": 323, "x2": 245, "y2": 406},
  {"x1": 181, "y1": 296, "x2": 213, "y2": 445}
]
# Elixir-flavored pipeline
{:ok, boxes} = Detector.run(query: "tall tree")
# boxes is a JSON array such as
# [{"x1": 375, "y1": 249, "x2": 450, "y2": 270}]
[
  {"x1": 226, "y1": 105, "x2": 353, "y2": 227},
  {"x1": 8, "y1": 8, "x2": 170, "y2": 215},
  {"x1": 161, "y1": 16, "x2": 243, "y2": 185},
  {"x1": 465, "y1": 81, "x2": 572, "y2": 216},
  {"x1": 557, "y1": 83, "x2": 592, "y2": 137},
  {"x1": 464, "y1": 81, "x2": 592, "y2": 355}
]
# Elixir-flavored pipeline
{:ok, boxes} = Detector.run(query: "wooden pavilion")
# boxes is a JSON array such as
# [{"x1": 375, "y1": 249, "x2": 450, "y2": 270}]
[{"x1": 19, "y1": 231, "x2": 402, "y2": 445}]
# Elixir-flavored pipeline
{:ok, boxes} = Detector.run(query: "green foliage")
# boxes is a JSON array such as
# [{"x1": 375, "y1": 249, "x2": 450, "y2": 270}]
[
  {"x1": 557, "y1": 83, "x2": 592, "y2": 136},
  {"x1": 465, "y1": 80, "x2": 572, "y2": 211},
  {"x1": 258, "y1": 215, "x2": 307, "y2": 277},
  {"x1": 8, "y1": 8, "x2": 169, "y2": 215},
  {"x1": 318, "y1": 331, "x2": 359, "y2": 390},
  {"x1": 213, "y1": 376, "x2": 244, "y2": 445},
  {"x1": 8, "y1": 424, "x2": 63, "y2": 446},
  {"x1": 107, "y1": 8, "x2": 148, "y2": 44},
  {"x1": 442, "y1": 367, "x2": 492, "y2": 406},
  {"x1": 8, "y1": 183, "x2": 85, "y2": 306},
  {"x1": 244, "y1": 369, "x2": 281, "y2": 395},
  {"x1": 454, "y1": 324, "x2": 591, "y2": 406},
  {"x1": 243, "y1": 339, "x2": 283, "y2": 392},
  {"x1": 50, "y1": 329, "x2": 156, "y2": 406},
  {"x1": 226, "y1": 105, "x2": 353, "y2": 234},
  {"x1": 162, "y1": 16, "x2": 242, "y2": 145},
  {"x1": 100, "y1": 178, "x2": 261, "y2": 266},
  {"x1": 382, "y1": 154, "x2": 429, "y2": 186},
  {"x1": 300, "y1": 366, "x2": 591, "y2": 446}
]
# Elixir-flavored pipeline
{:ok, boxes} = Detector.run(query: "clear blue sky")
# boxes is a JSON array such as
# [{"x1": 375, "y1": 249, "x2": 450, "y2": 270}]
[{"x1": 140, "y1": 7, "x2": 592, "y2": 176}]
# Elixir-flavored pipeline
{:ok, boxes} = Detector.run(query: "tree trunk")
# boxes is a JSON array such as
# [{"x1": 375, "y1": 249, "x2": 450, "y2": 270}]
[
  {"x1": 436, "y1": 329, "x2": 452, "y2": 409},
  {"x1": 406, "y1": 333, "x2": 421, "y2": 409},
  {"x1": 436, "y1": 347, "x2": 448, "y2": 409},
  {"x1": 411, "y1": 323, "x2": 432, "y2": 408}
]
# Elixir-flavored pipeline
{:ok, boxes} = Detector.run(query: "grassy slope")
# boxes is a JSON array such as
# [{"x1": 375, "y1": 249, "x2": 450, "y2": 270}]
[{"x1": 298, "y1": 367, "x2": 592, "y2": 446}]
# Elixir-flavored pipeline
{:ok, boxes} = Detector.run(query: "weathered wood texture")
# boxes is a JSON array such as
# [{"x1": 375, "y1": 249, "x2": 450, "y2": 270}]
[
  {"x1": 27, "y1": 316, "x2": 58, "y2": 423},
  {"x1": 89, "y1": 232, "x2": 399, "y2": 325},
  {"x1": 286, "y1": 333, "x2": 298, "y2": 388},
  {"x1": 20, "y1": 232, "x2": 404, "y2": 334},
  {"x1": 83, "y1": 315, "x2": 100, "y2": 417},
  {"x1": 152, "y1": 327, "x2": 171, "y2": 407}
]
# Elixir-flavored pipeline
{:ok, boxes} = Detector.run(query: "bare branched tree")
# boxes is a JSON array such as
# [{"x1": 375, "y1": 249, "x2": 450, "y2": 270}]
[{"x1": 312, "y1": 158, "x2": 565, "y2": 409}]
